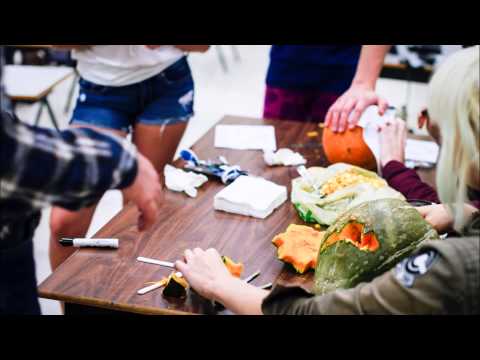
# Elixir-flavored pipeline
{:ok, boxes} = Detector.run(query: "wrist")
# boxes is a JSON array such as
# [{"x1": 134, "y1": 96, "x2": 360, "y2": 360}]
[
  {"x1": 351, "y1": 79, "x2": 375, "y2": 91},
  {"x1": 210, "y1": 276, "x2": 242, "y2": 304},
  {"x1": 381, "y1": 156, "x2": 404, "y2": 168},
  {"x1": 381, "y1": 158, "x2": 399, "y2": 168}
]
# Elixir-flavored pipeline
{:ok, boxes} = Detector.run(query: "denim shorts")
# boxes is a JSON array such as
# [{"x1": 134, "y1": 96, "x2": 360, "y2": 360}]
[{"x1": 71, "y1": 56, "x2": 194, "y2": 132}]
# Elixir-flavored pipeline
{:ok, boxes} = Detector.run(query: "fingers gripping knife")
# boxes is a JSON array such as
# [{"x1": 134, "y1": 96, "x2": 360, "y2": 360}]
[{"x1": 180, "y1": 149, "x2": 247, "y2": 185}]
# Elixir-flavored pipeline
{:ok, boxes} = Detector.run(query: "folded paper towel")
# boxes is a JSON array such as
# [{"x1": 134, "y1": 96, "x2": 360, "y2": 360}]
[
  {"x1": 214, "y1": 176, "x2": 287, "y2": 219},
  {"x1": 264, "y1": 148, "x2": 306, "y2": 166},
  {"x1": 164, "y1": 165, "x2": 208, "y2": 198},
  {"x1": 214, "y1": 124, "x2": 277, "y2": 151}
]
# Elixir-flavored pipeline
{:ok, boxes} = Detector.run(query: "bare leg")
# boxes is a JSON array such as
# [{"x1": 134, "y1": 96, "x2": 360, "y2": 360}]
[
  {"x1": 49, "y1": 125, "x2": 127, "y2": 271},
  {"x1": 132, "y1": 122, "x2": 188, "y2": 183},
  {"x1": 49, "y1": 205, "x2": 97, "y2": 270}
]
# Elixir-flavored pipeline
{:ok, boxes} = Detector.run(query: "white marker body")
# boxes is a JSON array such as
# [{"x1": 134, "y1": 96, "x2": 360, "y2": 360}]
[
  {"x1": 73, "y1": 238, "x2": 119, "y2": 249},
  {"x1": 137, "y1": 257, "x2": 175, "y2": 269}
]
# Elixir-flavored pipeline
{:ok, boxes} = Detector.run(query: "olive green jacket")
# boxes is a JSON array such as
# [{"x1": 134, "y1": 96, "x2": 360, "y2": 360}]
[{"x1": 262, "y1": 234, "x2": 479, "y2": 315}]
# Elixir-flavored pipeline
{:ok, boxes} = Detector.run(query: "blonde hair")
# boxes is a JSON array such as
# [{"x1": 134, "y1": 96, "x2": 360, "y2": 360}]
[{"x1": 428, "y1": 45, "x2": 480, "y2": 232}]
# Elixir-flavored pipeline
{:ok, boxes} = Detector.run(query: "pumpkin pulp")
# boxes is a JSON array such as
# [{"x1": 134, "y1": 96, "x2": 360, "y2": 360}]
[
  {"x1": 323, "y1": 221, "x2": 379, "y2": 252},
  {"x1": 272, "y1": 224, "x2": 325, "y2": 274}
]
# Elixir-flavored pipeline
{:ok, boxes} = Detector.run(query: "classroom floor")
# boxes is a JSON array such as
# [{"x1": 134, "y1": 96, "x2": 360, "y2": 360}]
[{"x1": 14, "y1": 45, "x2": 430, "y2": 315}]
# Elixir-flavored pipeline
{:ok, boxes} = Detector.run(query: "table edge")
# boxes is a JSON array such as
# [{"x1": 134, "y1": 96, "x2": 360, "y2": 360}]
[
  {"x1": 6, "y1": 68, "x2": 75, "y2": 101},
  {"x1": 38, "y1": 289, "x2": 197, "y2": 316}
]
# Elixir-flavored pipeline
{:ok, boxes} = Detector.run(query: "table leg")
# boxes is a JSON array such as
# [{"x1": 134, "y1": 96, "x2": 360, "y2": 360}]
[
  {"x1": 11, "y1": 100, "x2": 17, "y2": 113},
  {"x1": 34, "y1": 102, "x2": 44, "y2": 127},
  {"x1": 44, "y1": 97, "x2": 60, "y2": 131}
]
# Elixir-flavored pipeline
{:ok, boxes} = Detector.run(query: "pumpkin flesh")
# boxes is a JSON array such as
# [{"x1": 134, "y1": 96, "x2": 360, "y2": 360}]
[
  {"x1": 272, "y1": 224, "x2": 325, "y2": 274},
  {"x1": 323, "y1": 222, "x2": 379, "y2": 252}
]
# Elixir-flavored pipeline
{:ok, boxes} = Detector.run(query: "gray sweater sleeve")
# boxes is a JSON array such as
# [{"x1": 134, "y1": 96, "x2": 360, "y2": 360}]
[{"x1": 262, "y1": 237, "x2": 479, "y2": 315}]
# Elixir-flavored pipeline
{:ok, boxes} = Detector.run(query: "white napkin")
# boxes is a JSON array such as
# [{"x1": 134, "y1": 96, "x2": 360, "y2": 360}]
[
  {"x1": 357, "y1": 105, "x2": 397, "y2": 163},
  {"x1": 357, "y1": 106, "x2": 440, "y2": 169},
  {"x1": 214, "y1": 176, "x2": 287, "y2": 219},
  {"x1": 405, "y1": 139, "x2": 440, "y2": 164},
  {"x1": 164, "y1": 165, "x2": 208, "y2": 198},
  {"x1": 214, "y1": 125, "x2": 277, "y2": 151},
  {"x1": 264, "y1": 148, "x2": 307, "y2": 167}
]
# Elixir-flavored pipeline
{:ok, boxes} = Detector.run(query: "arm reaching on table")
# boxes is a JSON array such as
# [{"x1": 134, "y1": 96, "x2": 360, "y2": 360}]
[
  {"x1": 175, "y1": 239, "x2": 480, "y2": 315},
  {"x1": 417, "y1": 204, "x2": 479, "y2": 234},
  {"x1": 175, "y1": 248, "x2": 268, "y2": 315},
  {"x1": 0, "y1": 111, "x2": 162, "y2": 231},
  {"x1": 325, "y1": 45, "x2": 391, "y2": 132},
  {"x1": 378, "y1": 117, "x2": 407, "y2": 167},
  {"x1": 377, "y1": 118, "x2": 479, "y2": 231},
  {"x1": 122, "y1": 152, "x2": 163, "y2": 232},
  {"x1": 378, "y1": 117, "x2": 441, "y2": 203}
]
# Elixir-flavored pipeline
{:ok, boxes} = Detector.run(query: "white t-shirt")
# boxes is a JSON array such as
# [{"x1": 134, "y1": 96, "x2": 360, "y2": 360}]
[{"x1": 73, "y1": 45, "x2": 185, "y2": 87}]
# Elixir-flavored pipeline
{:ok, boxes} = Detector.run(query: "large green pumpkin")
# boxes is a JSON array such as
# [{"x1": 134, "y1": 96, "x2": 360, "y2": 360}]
[{"x1": 313, "y1": 198, "x2": 439, "y2": 295}]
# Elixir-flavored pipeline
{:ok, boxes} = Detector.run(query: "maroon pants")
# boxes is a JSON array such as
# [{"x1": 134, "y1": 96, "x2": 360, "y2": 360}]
[{"x1": 263, "y1": 86, "x2": 340, "y2": 123}]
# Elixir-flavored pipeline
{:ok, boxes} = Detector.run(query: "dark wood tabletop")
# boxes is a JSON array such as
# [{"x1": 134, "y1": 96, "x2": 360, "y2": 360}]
[{"x1": 38, "y1": 115, "x2": 436, "y2": 315}]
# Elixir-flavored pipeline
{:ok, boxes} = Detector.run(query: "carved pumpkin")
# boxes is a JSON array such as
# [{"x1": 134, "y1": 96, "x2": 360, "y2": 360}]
[
  {"x1": 163, "y1": 273, "x2": 189, "y2": 298},
  {"x1": 322, "y1": 126, "x2": 377, "y2": 170},
  {"x1": 314, "y1": 198, "x2": 440, "y2": 295},
  {"x1": 272, "y1": 224, "x2": 325, "y2": 274}
]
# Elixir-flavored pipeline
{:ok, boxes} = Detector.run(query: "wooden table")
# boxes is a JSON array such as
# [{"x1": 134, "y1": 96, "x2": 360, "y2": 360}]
[{"x1": 38, "y1": 115, "x2": 436, "y2": 315}]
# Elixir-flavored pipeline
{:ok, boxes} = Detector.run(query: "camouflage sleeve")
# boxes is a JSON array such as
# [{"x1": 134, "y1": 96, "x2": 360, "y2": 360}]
[{"x1": 262, "y1": 238, "x2": 478, "y2": 315}]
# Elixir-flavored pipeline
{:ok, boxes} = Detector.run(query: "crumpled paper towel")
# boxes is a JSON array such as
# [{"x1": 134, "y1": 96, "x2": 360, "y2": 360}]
[
  {"x1": 164, "y1": 165, "x2": 208, "y2": 198},
  {"x1": 357, "y1": 105, "x2": 397, "y2": 160},
  {"x1": 264, "y1": 148, "x2": 306, "y2": 167}
]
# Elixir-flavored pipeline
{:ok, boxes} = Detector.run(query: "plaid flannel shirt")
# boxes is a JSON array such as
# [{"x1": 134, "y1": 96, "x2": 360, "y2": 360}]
[{"x1": 0, "y1": 111, "x2": 138, "y2": 223}]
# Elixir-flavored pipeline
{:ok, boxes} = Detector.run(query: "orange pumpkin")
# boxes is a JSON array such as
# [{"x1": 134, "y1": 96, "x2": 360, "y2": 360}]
[
  {"x1": 322, "y1": 126, "x2": 377, "y2": 170},
  {"x1": 272, "y1": 224, "x2": 325, "y2": 274}
]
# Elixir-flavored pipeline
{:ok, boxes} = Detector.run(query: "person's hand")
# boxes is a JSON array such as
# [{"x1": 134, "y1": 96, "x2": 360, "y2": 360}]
[
  {"x1": 175, "y1": 248, "x2": 234, "y2": 301},
  {"x1": 122, "y1": 153, "x2": 163, "y2": 232},
  {"x1": 325, "y1": 84, "x2": 389, "y2": 133},
  {"x1": 417, "y1": 203, "x2": 478, "y2": 233},
  {"x1": 378, "y1": 117, "x2": 407, "y2": 168},
  {"x1": 417, "y1": 204, "x2": 453, "y2": 233}
]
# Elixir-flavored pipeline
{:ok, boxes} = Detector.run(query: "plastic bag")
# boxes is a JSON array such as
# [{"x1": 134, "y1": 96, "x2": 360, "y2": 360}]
[{"x1": 291, "y1": 164, "x2": 405, "y2": 226}]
